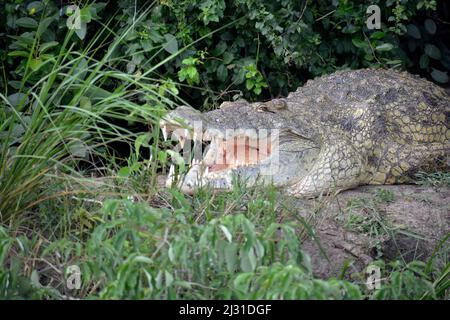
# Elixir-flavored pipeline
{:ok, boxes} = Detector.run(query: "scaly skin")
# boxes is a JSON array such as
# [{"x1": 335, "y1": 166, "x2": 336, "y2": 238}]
[{"x1": 161, "y1": 68, "x2": 450, "y2": 197}]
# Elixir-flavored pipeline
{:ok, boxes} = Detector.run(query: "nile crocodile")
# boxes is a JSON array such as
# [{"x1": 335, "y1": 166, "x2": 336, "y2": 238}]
[{"x1": 160, "y1": 69, "x2": 450, "y2": 197}]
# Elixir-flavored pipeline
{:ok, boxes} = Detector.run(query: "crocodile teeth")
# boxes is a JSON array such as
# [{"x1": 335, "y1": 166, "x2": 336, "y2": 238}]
[
  {"x1": 193, "y1": 131, "x2": 201, "y2": 141},
  {"x1": 179, "y1": 136, "x2": 185, "y2": 147},
  {"x1": 204, "y1": 166, "x2": 209, "y2": 176},
  {"x1": 175, "y1": 129, "x2": 191, "y2": 146},
  {"x1": 168, "y1": 164, "x2": 175, "y2": 179},
  {"x1": 161, "y1": 126, "x2": 168, "y2": 141}
]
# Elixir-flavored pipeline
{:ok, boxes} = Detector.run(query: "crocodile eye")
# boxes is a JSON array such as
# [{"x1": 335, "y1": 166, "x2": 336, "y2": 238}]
[
  {"x1": 254, "y1": 103, "x2": 275, "y2": 113},
  {"x1": 254, "y1": 99, "x2": 287, "y2": 113}
]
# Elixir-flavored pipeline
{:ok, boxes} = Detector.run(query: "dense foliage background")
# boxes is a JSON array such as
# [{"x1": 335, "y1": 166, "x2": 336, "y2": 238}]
[{"x1": 2, "y1": 0, "x2": 449, "y2": 110}]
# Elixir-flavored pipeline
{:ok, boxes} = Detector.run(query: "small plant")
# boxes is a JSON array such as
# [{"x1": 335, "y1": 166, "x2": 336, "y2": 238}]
[
  {"x1": 415, "y1": 171, "x2": 450, "y2": 188},
  {"x1": 178, "y1": 56, "x2": 202, "y2": 85},
  {"x1": 368, "y1": 257, "x2": 449, "y2": 300},
  {"x1": 344, "y1": 197, "x2": 391, "y2": 259},
  {"x1": 375, "y1": 188, "x2": 396, "y2": 203},
  {"x1": 244, "y1": 63, "x2": 267, "y2": 95}
]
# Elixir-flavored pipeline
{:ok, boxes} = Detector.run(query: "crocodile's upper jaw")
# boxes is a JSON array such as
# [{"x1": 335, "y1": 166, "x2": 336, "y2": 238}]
[{"x1": 160, "y1": 105, "x2": 318, "y2": 193}]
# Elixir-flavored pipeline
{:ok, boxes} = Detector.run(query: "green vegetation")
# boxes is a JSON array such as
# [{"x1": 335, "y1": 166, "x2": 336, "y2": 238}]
[
  {"x1": 415, "y1": 171, "x2": 450, "y2": 188},
  {"x1": 1, "y1": 183, "x2": 448, "y2": 299},
  {"x1": 0, "y1": 0, "x2": 448, "y2": 299}
]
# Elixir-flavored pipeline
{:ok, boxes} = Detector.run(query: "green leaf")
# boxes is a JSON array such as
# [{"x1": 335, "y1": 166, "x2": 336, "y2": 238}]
[
  {"x1": 375, "y1": 43, "x2": 394, "y2": 52},
  {"x1": 8, "y1": 51, "x2": 29, "y2": 58},
  {"x1": 352, "y1": 38, "x2": 368, "y2": 49},
  {"x1": 187, "y1": 66, "x2": 197, "y2": 79},
  {"x1": 27, "y1": 1, "x2": 44, "y2": 13},
  {"x1": 177, "y1": 70, "x2": 186, "y2": 82},
  {"x1": 419, "y1": 54, "x2": 429, "y2": 69},
  {"x1": 167, "y1": 150, "x2": 185, "y2": 169},
  {"x1": 118, "y1": 166, "x2": 131, "y2": 177},
  {"x1": 135, "y1": 133, "x2": 151, "y2": 157},
  {"x1": 406, "y1": 24, "x2": 421, "y2": 39},
  {"x1": 40, "y1": 41, "x2": 59, "y2": 53},
  {"x1": 69, "y1": 142, "x2": 88, "y2": 157},
  {"x1": 240, "y1": 247, "x2": 257, "y2": 272},
  {"x1": 370, "y1": 31, "x2": 385, "y2": 40},
  {"x1": 424, "y1": 19, "x2": 437, "y2": 35},
  {"x1": 219, "y1": 225, "x2": 232, "y2": 243},
  {"x1": 163, "y1": 34, "x2": 178, "y2": 54},
  {"x1": 37, "y1": 17, "x2": 54, "y2": 36},
  {"x1": 133, "y1": 255, "x2": 153, "y2": 264},
  {"x1": 29, "y1": 58, "x2": 43, "y2": 71},
  {"x1": 223, "y1": 52, "x2": 234, "y2": 64},
  {"x1": 30, "y1": 270, "x2": 41, "y2": 287},
  {"x1": 217, "y1": 64, "x2": 228, "y2": 82},
  {"x1": 80, "y1": 7, "x2": 93, "y2": 23},
  {"x1": 10, "y1": 33, "x2": 35, "y2": 47},
  {"x1": 7, "y1": 93, "x2": 28, "y2": 108},
  {"x1": 225, "y1": 243, "x2": 238, "y2": 272},
  {"x1": 254, "y1": 240, "x2": 265, "y2": 258},
  {"x1": 430, "y1": 69, "x2": 449, "y2": 84},
  {"x1": 16, "y1": 17, "x2": 38, "y2": 29},
  {"x1": 168, "y1": 246, "x2": 175, "y2": 262},
  {"x1": 385, "y1": 59, "x2": 402, "y2": 65},
  {"x1": 75, "y1": 22, "x2": 87, "y2": 40},
  {"x1": 80, "y1": 96, "x2": 91, "y2": 110},
  {"x1": 165, "y1": 271, "x2": 174, "y2": 287},
  {"x1": 234, "y1": 67, "x2": 246, "y2": 85},
  {"x1": 214, "y1": 41, "x2": 227, "y2": 56},
  {"x1": 141, "y1": 39, "x2": 153, "y2": 52},
  {"x1": 246, "y1": 80, "x2": 254, "y2": 90},
  {"x1": 8, "y1": 81, "x2": 22, "y2": 90},
  {"x1": 424, "y1": 44, "x2": 441, "y2": 60}
]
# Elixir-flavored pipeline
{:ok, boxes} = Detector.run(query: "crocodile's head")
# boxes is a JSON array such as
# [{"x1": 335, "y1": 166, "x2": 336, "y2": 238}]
[{"x1": 160, "y1": 100, "x2": 319, "y2": 193}]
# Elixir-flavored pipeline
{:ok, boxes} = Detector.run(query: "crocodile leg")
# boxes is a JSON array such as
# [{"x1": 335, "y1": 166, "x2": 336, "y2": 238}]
[
  {"x1": 286, "y1": 139, "x2": 367, "y2": 197},
  {"x1": 367, "y1": 142, "x2": 450, "y2": 185}
]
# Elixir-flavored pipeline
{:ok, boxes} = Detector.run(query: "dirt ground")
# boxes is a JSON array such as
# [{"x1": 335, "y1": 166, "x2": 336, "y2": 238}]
[{"x1": 294, "y1": 185, "x2": 449, "y2": 279}]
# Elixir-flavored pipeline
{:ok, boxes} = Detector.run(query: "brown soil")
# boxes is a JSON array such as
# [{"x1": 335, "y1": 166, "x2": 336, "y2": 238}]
[{"x1": 295, "y1": 185, "x2": 449, "y2": 279}]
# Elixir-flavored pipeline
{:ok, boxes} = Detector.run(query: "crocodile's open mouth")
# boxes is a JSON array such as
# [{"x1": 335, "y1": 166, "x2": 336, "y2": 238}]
[
  {"x1": 160, "y1": 105, "x2": 319, "y2": 193},
  {"x1": 198, "y1": 135, "x2": 273, "y2": 172},
  {"x1": 160, "y1": 120, "x2": 279, "y2": 193}
]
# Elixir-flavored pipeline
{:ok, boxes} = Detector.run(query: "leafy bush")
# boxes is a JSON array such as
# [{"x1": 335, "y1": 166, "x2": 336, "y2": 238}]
[
  {"x1": 89, "y1": 0, "x2": 447, "y2": 109},
  {"x1": 0, "y1": 193, "x2": 447, "y2": 299},
  {"x1": 2, "y1": 0, "x2": 447, "y2": 109},
  {"x1": 0, "y1": 188, "x2": 353, "y2": 299}
]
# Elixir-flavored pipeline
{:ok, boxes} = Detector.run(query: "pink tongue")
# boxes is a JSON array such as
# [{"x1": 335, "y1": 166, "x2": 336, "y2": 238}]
[
  {"x1": 205, "y1": 138, "x2": 272, "y2": 172},
  {"x1": 208, "y1": 164, "x2": 229, "y2": 172}
]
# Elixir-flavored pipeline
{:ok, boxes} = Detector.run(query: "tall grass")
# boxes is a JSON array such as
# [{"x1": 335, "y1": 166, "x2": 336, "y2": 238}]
[
  {"x1": 0, "y1": 3, "x2": 242, "y2": 224},
  {"x1": 0, "y1": 5, "x2": 178, "y2": 223}
]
